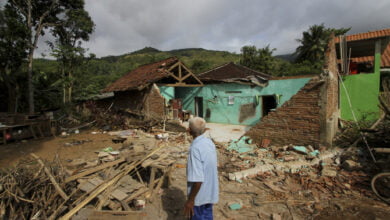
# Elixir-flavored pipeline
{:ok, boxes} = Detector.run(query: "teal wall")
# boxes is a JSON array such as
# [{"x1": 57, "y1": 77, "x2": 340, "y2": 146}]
[
  {"x1": 159, "y1": 86, "x2": 175, "y2": 101},
  {"x1": 175, "y1": 78, "x2": 311, "y2": 125}
]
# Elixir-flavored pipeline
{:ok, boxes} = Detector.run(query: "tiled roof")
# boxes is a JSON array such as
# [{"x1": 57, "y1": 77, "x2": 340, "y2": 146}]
[
  {"x1": 335, "y1": 28, "x2": 390, "y2": 67},
  {"x1": 198, "y1": 62, "x2": 271, "y2": 81},
  {"x1": 103, "y1": 57, "x2": 179, "y2": 92},
  {"x1": 335, "y1": 28, "x2": 390, "y2": 43},
  {"x1": 349, "y1": 43, "x2": 390, "y2": 67}
]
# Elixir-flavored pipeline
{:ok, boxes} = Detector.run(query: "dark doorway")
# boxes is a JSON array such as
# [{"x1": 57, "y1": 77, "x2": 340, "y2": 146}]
[
  {"x1": 262, "y1": 95, "x2": 277, "y2": 117},
  {"x1": 194, "y1": 97, "x2": 203, "y2": 117}
]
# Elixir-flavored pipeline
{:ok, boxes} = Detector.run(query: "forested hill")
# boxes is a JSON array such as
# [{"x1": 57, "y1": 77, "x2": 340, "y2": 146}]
[{"x1": 31, "y1": 47, "x2": 240, "y2": 103}]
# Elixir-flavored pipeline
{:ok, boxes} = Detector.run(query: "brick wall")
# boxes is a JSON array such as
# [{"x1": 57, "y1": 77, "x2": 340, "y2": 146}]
[
  {"x1": 246, "y1": 77, "x2": 324, "y2": 147},
  {"x1": 144, "y1": 84, "x2": 166, "y2": 119},
  {"x1": 112, "y1": 84, "x2": 166, "y2": 120}
]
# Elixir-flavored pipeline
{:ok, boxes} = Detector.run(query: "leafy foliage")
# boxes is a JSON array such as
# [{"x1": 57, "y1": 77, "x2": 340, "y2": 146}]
[
  {"x1": 239, "y1": 45, "x2": 277, "y2": 74},
  {"x1": 295, "y1": 24, "x2": 350, "y2": 64}
]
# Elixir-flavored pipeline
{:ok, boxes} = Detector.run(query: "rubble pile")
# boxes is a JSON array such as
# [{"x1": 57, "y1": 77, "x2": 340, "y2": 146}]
[
  {"x1": 0, "y1": 129, "x2": 188, "y2": 219},
  {"x1": 218, "y1": 138, "x2": 377, "y2": 202}
]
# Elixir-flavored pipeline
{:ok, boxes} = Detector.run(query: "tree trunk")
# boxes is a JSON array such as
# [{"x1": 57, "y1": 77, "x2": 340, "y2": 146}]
[
  {"x1": 7, "y1": 82, "x2": 17, "y2": 113},
  {"x1": 27, "y1": 51, "x2": 34, "y2": 113}
]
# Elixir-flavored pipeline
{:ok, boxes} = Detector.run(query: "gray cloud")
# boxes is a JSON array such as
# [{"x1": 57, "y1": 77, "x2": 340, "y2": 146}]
[{"x1": 37, "y1": 0, "x2": 390, "y2": 57}]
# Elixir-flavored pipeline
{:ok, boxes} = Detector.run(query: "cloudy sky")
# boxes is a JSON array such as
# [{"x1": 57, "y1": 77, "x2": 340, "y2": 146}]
[{"x1": 39, "y1": 0, "x2": 390, "y2": 57}]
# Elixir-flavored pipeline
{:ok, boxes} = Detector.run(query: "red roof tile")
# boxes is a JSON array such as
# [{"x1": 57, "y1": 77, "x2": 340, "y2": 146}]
[
  {"x1": 335, "y1": 28, "x2": 390, "y2": 67},
  {"x1": 198, "y1": 62, "x2": 271, "y2": 81},
  {"x1": 335, "y1": 28, "x2": 390, "y2": 43},
  {"x1": 103, "y1": 57, "x2": 179, "y2": 92}
]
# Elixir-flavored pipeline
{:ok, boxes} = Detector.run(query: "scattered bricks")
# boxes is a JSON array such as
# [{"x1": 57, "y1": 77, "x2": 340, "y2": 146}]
[
  {"x1": 321, "y1": 167, "x2": 337, "y2": 177},
  {"x1": 341, "y1": 160, "x2": 361, "y2": 171}
]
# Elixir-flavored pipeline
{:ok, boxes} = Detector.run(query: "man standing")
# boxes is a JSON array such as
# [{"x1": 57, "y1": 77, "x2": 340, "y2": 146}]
[{"x1": 184, "y1": 117, "x2": 219, "y2": 220}]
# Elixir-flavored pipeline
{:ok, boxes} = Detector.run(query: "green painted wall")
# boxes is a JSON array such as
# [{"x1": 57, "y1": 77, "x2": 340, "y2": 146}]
[
  {"x1": 340, "y1": 73, "x2": 380, "y2": 121},
  {"x1": 175, "y1": 78, "x2": 311, "y2": 125},
  {"x1": 340, "y1": 41, "x2": 381, "y2": 121}
]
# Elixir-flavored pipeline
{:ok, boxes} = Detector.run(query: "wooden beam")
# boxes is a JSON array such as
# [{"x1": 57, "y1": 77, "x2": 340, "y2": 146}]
[
  {"x1": 179, "y1": 63, "x2": 182, "y2": 82},
  {"x1": 159, "y1": 83, "x2": 203, "y2": 87},
  {"x1": 180, "y1": 63, "x2": 203, "y2": 85},
  {"x1": 64, "y1": 158, "x2": 126, "y2": 183},
  {"x1": 166, "y1": 71, "x2": 181, "y2": 81},
  {"x1": 181, "y1": 72, "x2": 192, "y2": 81},
  {"x1": 59, "y1": 143, "x2": 166, "y2": 220},
  {"x1": 31, "y1": 153, "x2": 69, "y2": 200},
  {"x1": 167, "y1": 62, "x2": 179, "y2": 72}
]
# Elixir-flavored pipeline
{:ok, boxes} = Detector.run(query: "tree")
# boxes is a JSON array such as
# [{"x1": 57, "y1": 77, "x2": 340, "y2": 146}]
[
  {"x1": 239, "y1": 45, "x2": 277, "y2": 74},
  {"x1": 0, "y1": 7, "x2": 28, "y2": 112},
  {"x1": 6, "y1": 0, "x2": 89, "y2": 113},
  {"x1": 295, "y1": 24, "x2": 350, "y2": 65},
  {"x1": 49, "y1": 8, "x2": 94, "y2": 103}
]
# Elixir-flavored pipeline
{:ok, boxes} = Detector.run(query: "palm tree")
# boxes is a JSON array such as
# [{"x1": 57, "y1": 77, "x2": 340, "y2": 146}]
[{"x1": 295, "y1": 24, "x2": 350, "y2": 64}]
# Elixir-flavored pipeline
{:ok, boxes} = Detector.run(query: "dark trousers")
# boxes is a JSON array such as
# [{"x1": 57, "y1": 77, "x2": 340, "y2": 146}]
[{"x1": 192, "y1": 204, "x2": 213, "y2": 220}]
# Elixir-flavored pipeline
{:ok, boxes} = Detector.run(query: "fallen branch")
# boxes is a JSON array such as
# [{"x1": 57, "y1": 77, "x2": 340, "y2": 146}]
[{"x1": 30, "y1": 153, "x2": 68, "y2": 200}]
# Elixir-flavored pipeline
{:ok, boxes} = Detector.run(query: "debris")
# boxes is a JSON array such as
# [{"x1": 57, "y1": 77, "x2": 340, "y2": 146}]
[
  {"x1": 321, "y1": 167, "x2": 338, "y2": 177},
  {"x1": 229, "y1": 203, "x2": 242, "y2": 210},
  {"x1": 271, "y1": 213, "x2": 282, "y2": 220},
  {"x1": 102, "y1": 147, "x2": 114, "y2": 152},
  {"x1": 133, "y1": 199, "x2": 146, "y2": 210},
  {"x1": 341, "y1": 160, "x2": 361, "y2": 171},
  {"x1": 155, "y1": 133, "x2": 169, "y2": 140},
  {"x1": 228, "y1": 136, "x2": 255, "y2": 153},
  {"x1": 292, "y1": 146, "x2": 308, "y2": 155},
  {"x1": 112, "y1": 137, "x2": 127, "y2": 144},
  {"x1": 228, "y1": 164, "x2": 274, "y2": 181}
]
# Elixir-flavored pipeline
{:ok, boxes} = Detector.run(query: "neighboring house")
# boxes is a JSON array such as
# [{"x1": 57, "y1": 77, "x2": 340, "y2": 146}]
[{"x1": 335, "y1": 28, "x2": 390, "y2": 121}]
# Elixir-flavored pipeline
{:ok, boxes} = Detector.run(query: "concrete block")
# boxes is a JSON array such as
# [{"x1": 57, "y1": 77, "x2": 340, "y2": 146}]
[{"x1": 228, "y1": 164, "x2": 274, "y2": 181}]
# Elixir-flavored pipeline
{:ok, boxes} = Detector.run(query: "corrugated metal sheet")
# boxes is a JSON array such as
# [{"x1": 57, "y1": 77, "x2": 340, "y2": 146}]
[{"x1": 103, "y1": 57, "x2": 179, "y2": 92}]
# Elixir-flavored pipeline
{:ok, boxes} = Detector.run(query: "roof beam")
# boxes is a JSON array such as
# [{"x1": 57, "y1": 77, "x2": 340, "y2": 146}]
[
  {"x1": 158, "y1": 83, "x2": 203, "y2": 87},
  {"x1": 179, "y1": 62, "x2": 203, "y2": 85}
]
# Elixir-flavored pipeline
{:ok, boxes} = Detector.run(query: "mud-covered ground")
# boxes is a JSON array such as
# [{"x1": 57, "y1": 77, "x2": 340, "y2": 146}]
[{"x1": 0, "y1": 130, "x2": 389, "y2": 219}]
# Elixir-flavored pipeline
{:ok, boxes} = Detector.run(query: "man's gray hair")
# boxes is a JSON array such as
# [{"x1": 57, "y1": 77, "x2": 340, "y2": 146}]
[{"x1": 189, "y1": 117, "x2": 206, "y2": 136}]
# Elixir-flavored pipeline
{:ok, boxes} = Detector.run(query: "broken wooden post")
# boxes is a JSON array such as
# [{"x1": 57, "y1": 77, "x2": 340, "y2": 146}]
[{"x1": 30, "y1": 153, "x2": 68, "y2": 200}]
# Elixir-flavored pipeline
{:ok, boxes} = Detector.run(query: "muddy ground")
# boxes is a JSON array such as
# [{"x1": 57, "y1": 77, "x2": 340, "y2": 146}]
[{"x1": 0, "y1": 130, "x2": 389, "y2": 219}]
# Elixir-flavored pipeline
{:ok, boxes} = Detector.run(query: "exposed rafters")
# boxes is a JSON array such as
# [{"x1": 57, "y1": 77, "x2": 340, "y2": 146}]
[{"x1": 162, "y1": 61, "x2": 203, "y2": 87}]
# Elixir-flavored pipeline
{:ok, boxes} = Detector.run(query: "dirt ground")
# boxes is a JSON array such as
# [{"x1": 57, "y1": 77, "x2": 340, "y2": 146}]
[{"x1": 1, "y1": 130, "x2": 389, "y2": 219}]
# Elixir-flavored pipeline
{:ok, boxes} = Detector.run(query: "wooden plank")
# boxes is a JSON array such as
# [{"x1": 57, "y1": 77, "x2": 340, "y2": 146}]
[
  {"x1": 179, "y1": 63, "x2": 182, "y2": 81},
  {"x1": 30, "y1": 153, "x2": 69, "y2": 200},
  {"x1": 373, "y1": 148, "x2": 390, "y2": 153},
  {"x1": 167, "y1": 62, "x2": 179, "y2": 72},
  {"x1": 124, "y1": 188, "x2": 149, "y2": 203},
  {"x1": 180, "y1": 63, "x2": 204, "y2": 85},
  {"x1": 167, "y1": 71, "x2": 180, "y2": 81},
  {"x1": 60, "y1": 143, "x2": 166, "y2": 220},
  {"x1": 159, "y1": 83, "x2": 203, "y2": 87},
  {"x1": 65, "y1": 158, "x2": 125, "y2": 183},
  {"x1": 149, "y1": 167, "x2": 156, "y2": 192}
]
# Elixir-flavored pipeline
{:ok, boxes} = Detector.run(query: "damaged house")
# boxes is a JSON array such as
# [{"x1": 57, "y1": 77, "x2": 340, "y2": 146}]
[{"x1": 102, "y1": 57, "x2": 203, "y2": 120}]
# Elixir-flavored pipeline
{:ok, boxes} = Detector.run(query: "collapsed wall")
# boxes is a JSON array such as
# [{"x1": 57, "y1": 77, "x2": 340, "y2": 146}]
[{"x1": 246, "y1": 77, "x2": 324, "y2": 147}]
